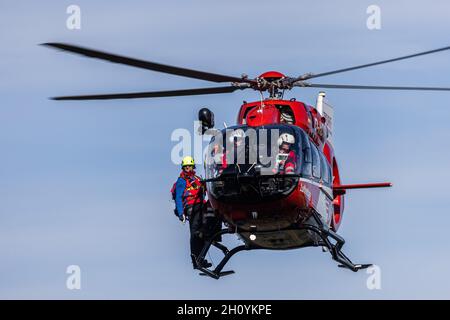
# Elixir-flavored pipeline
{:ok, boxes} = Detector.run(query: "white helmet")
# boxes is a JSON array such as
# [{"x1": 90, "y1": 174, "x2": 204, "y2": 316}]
[
  {"x1": 277, "y1": 133, "x2": 295, "y2": 146},
  {"x1": 228, "y1": 128, "x2": 245, "y2": 143}
]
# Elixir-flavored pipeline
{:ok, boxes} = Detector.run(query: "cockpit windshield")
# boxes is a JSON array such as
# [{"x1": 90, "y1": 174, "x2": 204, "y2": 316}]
[{"x1": 205, "y1": 125, "x2": 309, "y2": 202}]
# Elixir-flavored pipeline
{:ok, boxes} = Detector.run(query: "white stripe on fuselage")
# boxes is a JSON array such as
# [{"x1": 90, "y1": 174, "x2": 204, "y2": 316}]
[{"x1": 299, "y1": 178, "x2": 332, "y2": 226}]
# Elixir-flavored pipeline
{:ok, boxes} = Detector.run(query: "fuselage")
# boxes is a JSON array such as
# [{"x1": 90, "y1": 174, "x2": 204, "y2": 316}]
[{"x1": 205, "y1": 98, "x2": 344, "y2": 249}]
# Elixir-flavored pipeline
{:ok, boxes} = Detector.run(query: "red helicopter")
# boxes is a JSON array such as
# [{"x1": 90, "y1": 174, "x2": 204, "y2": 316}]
[{"x1": 43, "y1": 43, "x2": 450, "y2": 279}]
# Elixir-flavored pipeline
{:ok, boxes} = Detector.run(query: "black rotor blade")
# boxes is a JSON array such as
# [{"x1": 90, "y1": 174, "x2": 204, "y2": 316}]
[
  {"x1": 51, "y1": 86, "x2": 242, "y2": 100},
  {"x1": 298, "y1": 45, "x2": 450, "y2": 81},
  {"x1": 298, "y1": 83, "x2": 450, "y2": 91},
  {"x1": 42, "y1": 42, "x2": 253, "y2": 84}
]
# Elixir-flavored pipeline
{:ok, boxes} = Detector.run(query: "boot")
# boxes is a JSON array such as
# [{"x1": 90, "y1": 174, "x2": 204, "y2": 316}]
[
  {"x1": 191, "y1": 254, "x2": 212, "y2": 269},
  {"x1": 199, "y1": 259, "x2": 212, "y2": 268}
]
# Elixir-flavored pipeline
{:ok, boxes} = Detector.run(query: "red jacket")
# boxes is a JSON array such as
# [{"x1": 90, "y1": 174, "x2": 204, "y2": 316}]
[
  {"x1": 274, "y1": 151, "x2": 297, "y2": 174},
  {"x1": 175, "y1": 171, "x2": 204, "y2": 215}
]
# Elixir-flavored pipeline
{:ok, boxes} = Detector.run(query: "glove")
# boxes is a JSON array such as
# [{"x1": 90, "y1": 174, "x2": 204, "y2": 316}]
[{"x1": 179, "y1": 214, "x2": 186, "y2": 224}]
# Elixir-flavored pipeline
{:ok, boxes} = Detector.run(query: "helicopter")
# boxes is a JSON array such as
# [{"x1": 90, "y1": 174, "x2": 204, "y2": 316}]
[{"x1": 43, "y1": 42, "x2": 450, "y2": 279}]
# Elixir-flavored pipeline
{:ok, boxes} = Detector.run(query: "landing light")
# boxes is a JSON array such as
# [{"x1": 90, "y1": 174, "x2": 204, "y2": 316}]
[{"x1": 250, "y1": 234, "x2": 256, "y2": 241}]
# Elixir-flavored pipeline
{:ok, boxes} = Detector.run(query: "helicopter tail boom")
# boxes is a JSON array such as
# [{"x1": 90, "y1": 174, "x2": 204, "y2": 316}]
[{"x1": 333, "y1": 182, "x2": 392, "y2": 190}]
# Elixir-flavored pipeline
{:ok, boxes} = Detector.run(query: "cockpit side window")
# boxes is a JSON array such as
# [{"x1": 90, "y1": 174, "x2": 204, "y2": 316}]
[
  {"x1": 320, "y1": 152, "x2": 332, "y2": 186},
  {"x1": 311, "y1": 143, "x2": 321, "y2": 179},
  {"x1": 298, "y1": 130, "x2": 312, "y2": 178}
]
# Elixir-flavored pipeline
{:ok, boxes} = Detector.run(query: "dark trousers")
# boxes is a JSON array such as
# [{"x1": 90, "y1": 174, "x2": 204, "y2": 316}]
[{"x1": 185, "y1": 203, "x2": 205, "y2": 262}]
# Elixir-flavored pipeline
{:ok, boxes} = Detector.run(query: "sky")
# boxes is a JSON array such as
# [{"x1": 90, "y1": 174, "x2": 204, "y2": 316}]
[{"x1": 1, "y1": 0, "x2": 450, "y2": 299}]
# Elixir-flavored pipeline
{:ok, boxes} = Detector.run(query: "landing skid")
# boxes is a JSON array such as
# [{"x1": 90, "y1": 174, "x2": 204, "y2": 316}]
[
  {"x1": 305, "y1": 210, "x2": 372, "y2": 272},
  {"x1": 195, "y1": 210, "x2": 371, "y2": 279},
  {"x1": 195, "y1": 233, "x2": 251, "y2": 279}
]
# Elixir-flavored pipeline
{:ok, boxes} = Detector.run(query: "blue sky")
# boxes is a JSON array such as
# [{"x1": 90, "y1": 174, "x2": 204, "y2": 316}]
[{"x1": 1, "y1": 0, "x2": 450, "y2": 299}]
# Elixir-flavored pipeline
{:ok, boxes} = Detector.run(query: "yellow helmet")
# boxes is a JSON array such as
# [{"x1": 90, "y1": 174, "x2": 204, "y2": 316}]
[{"x1": 181, "y1": 156, "x2": 195, "y2": 167}]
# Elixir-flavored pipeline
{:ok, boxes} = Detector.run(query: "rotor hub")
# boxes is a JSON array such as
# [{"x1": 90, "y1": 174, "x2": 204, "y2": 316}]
[{"x1": 258, "y1": 71, "x2": 285, "y2": 81}]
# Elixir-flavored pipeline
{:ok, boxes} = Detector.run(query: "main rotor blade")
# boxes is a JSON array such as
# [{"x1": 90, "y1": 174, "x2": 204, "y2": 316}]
[
  {"x1": 299, "y1": 45, "x2": 450, "y2": 81},
  {"x1": 298, "y1": 83, "x2": 450, "y2": 91},
  {"x1": 42, "y1": 42, "x2": 253, "y2": 84},
  {"x1": 51, "y1": 86, "x2": 242, "y2": 100}
]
